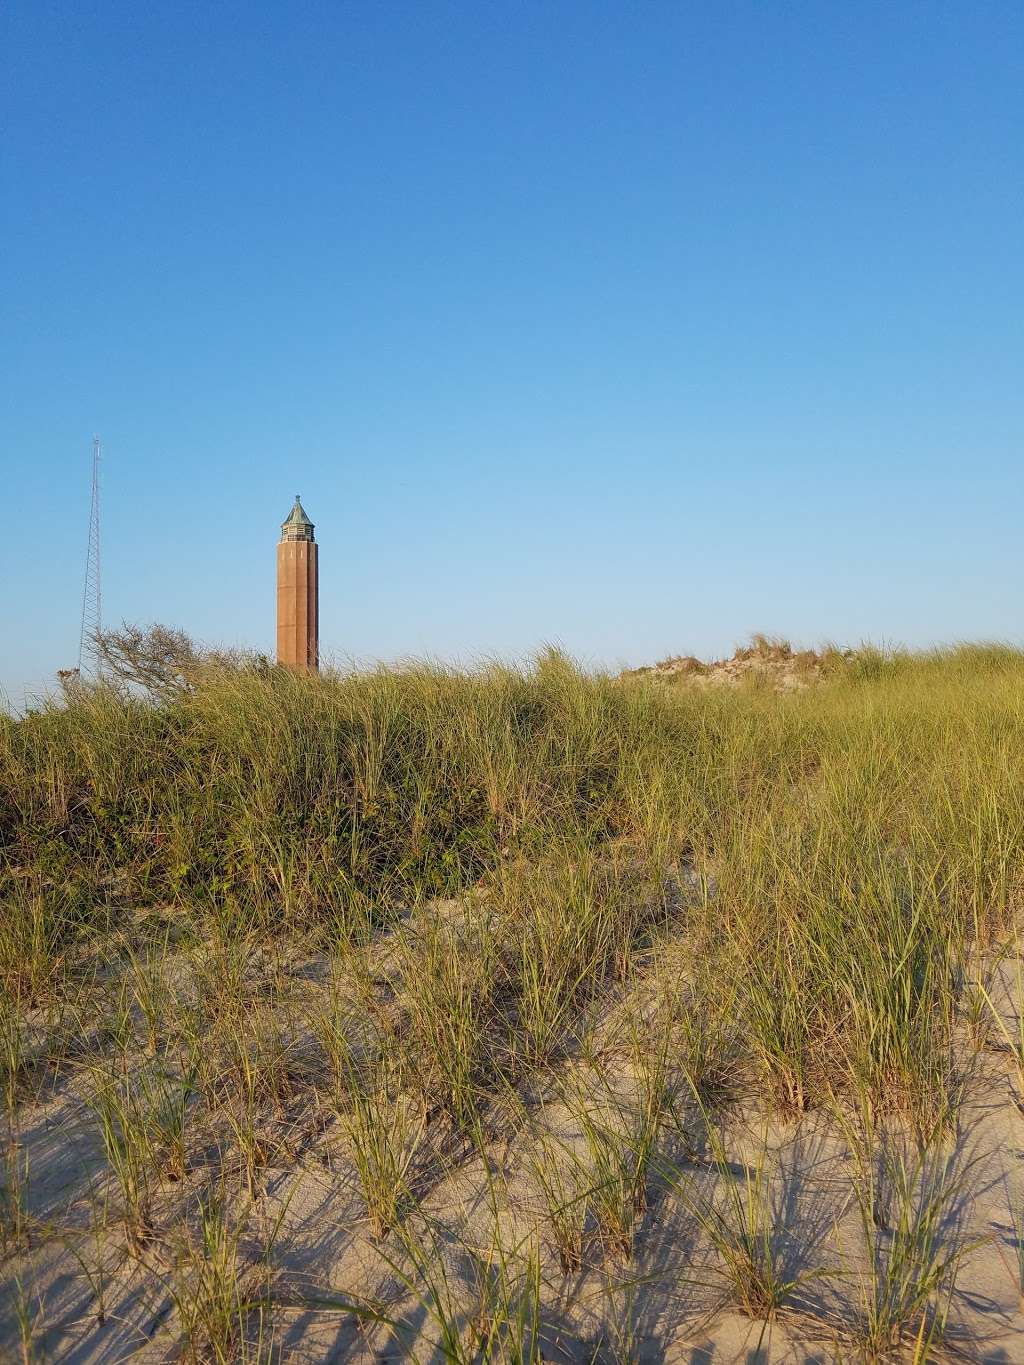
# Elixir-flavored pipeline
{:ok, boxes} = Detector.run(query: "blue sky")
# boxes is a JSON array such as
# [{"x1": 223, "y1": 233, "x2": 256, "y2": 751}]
[{"x1": 2, "y1": 1, "x2": 1021, "y2": 704}]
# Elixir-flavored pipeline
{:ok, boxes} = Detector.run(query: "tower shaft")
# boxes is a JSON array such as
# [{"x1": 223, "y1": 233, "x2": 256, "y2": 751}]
[{"x1": 276, "y1": 496, "x2": 319, "y2": 671}]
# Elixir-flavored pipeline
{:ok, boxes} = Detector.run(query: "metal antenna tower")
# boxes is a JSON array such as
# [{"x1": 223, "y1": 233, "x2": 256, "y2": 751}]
[{"x1": 78, "y1": 436, "x2": 102, "y2": 673}]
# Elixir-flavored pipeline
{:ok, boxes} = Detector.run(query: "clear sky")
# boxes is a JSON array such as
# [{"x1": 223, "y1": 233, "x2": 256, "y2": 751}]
[{"x1": 2, "y1": 1, "x2": 1021, "y2": 705}]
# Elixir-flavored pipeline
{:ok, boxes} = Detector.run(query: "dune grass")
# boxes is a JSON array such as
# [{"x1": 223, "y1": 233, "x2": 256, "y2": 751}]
[{"x1": 2, "y1": 640, "x2": 1024, "y2": 1357}]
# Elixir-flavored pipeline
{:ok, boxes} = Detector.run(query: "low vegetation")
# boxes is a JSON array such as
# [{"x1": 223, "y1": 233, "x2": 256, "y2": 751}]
[{"x1": 2, "y1": 631, "x2": 1024, "y2": 1359}]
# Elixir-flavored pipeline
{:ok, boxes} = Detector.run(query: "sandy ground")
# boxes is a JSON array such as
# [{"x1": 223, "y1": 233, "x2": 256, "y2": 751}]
[
  {"x1": 624, "y1": 643, "x2": 829, "y2": 693},
  {"x1": 3, "y1": 941, "x2": 1024, "y2": 1363}
]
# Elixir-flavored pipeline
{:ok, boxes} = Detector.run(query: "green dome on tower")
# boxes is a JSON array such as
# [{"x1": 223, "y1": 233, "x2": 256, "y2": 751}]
[{"x1": 280, "y1": 495, "x2": 315, "y2": 541}]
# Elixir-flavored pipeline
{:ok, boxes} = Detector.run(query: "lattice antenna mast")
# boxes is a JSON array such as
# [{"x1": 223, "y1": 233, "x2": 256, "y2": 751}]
[{"x1": 78, "y1": 436, "x2": 102, "y2": 673}]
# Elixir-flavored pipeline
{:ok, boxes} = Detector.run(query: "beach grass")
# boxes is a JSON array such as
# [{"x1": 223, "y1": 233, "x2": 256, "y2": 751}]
[{"x1": 2, "y1": 639, "x2": 1023, "y2": 1358}]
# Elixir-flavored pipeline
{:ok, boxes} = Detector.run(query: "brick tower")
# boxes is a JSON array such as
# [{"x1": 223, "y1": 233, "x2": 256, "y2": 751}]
[{"x1": 276, "y1": 495, "x2": 319, "y2": 671}]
